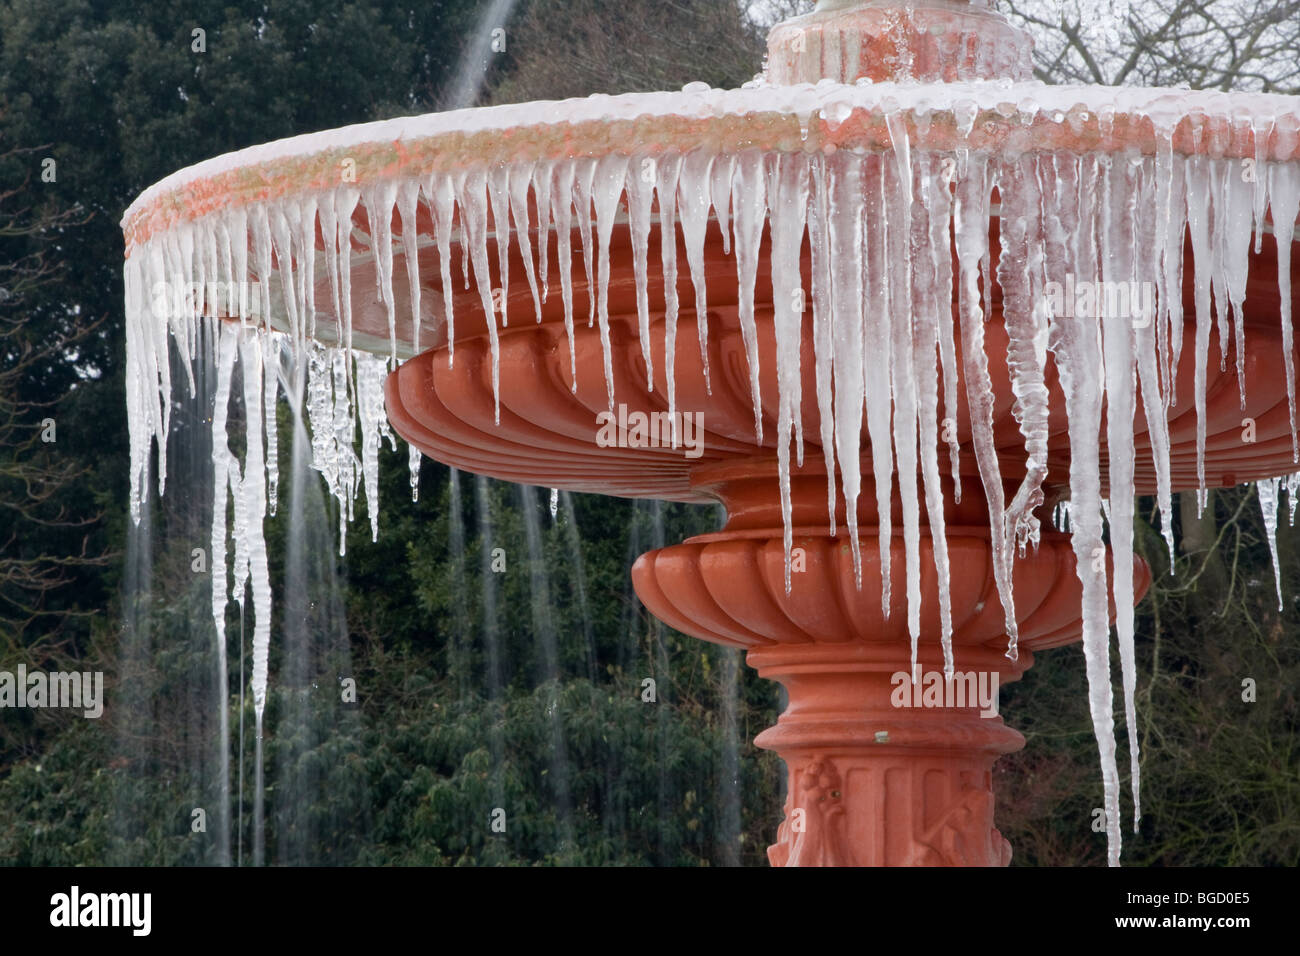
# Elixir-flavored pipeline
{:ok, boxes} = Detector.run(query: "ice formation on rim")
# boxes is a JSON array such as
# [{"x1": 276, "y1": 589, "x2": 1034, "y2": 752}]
[{"x1": 122, "y1": 79, "x2": 1300, "y2": 865}]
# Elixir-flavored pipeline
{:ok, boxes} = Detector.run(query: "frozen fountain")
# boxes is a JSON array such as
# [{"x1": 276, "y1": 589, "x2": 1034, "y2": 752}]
[{"x1": 121, "y1": 0, "x2": 1300, "y2": 865}]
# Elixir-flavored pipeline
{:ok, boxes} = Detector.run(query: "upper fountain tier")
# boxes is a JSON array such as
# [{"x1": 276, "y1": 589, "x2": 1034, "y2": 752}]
[{"x1": 766, "y1": 0, "x2": 1034, "y2": 85}]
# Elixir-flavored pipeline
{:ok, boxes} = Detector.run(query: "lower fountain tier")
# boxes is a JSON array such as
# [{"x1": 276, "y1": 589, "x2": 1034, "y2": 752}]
[{"x1": 629, "y1": 489, "x2": 1150, "y2": 866}]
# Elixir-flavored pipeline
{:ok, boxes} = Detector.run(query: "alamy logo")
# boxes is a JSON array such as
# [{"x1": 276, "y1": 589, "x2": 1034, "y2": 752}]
[
  {"x1": 595, "y1": 403, "x2": 705, "y2": 459},
  {"x1": 890, "y1": 669, "x2": 1000, "y2": 718},
  {"x1": 0, "y1": 665, "x2": 103, "y2": 718},
  {"x1": 1043, "y1": 275, "x2": 1155, "y2": 326},
  {"x1": 49, "y1": 886, "x2": 151, "y2": 936}
]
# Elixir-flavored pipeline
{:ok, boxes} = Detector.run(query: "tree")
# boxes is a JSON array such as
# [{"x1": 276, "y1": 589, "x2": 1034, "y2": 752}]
[
  {"x1": 1004, "y1": 0, "x2": 1300, "y2": 91},
  {"x1": 486, "y1": 0, "x2": 779, "y2": 104},
  {"x1": 0, "y1": 134, "x2": 110, "y2": 640}
]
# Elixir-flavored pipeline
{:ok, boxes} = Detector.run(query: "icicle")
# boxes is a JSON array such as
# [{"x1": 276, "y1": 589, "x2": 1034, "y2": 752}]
[
  {"x1": 426, "y1": 171, "x2": 459, "y2": 364},
  {"x1": 193, "y1": 222, "x2": 209, "y2": 333},
  {"x1": 1251, "y1": 117, "x2": 1272, "y2": 254},
  {"x1": 1132, "y1": 160, "x2": 1176, "y2": 566},
  {"x1": 210, "y1": 321, "x2": 239, "y2": 651},
  {"x1": 551, "y1": 161, "x2": 578, "y2": 387},
  {"x1": 144, "y1": 241, "x2": 173, "y2": 502},
  {"x1": 657, "y1": 153, "x2": 684, "y2": 441},
  {"x1": 1288, "y1": 473, "x2": 1300, "y2": 526},
  {"x1": 332, "y1": 187, "x2": 361, "y2": 397},
  {"x1": 677, "y1": 150, "x2": 714, "y2": 392},
  {"x1": 1100, "y1": 153, "x2": 1142, "y2": 835},
  {"x1": 331, "y1": 348, "x2": 358, "y2": 552},
  {"x1": 911, "y1": 149, "x2": 955, "y2": 676},
  {"x1": 239, "y1": 332, "x2": 273, "y2": 722},
  {"x1": 765, "y1": 152, "x2": 810, "y2": 591},
  {"x1": 507, "y1": 162, "x2": 543, "y2": 324},
  {"x1": 456, "y1": 169, "x2": 503, "y2": 421},
  {"x1": 263, "y1": 333, "x2": 280, "y2": 516},
  {"x1": 487, "y1": 167, "x2": 512, "y2": 329},
  {"x1": 251, "y1": 203, "x2": 275, "y2": 332},
  {"x1": 397, "y1": 179, "x2": 424, "y2": 355},
  {"x1": 167, "y1": 227, "x2": 196, "y2": 391},
  {"x1": 307, "y1": 346, "x2": 335, "y2": 494},
  {"x1": 882, "y1": 120, "x2": 924, "y2": 678},
  {"x1": 124, "y1": 256, "x2": 152, "y2": 524},
  {"x1": 1219, "y1": 157, "x2": 1254, "y2": 407},
  {"x1": 296, "y1": 196, "x2": 318, "y2": 342},
  {"x1": 230, "y1": 390, "x2": 251, "y2": 612},
  {"x1": 1152, "y1": 126, "x2": 1175, "y2": 401},
  {"x1": 229, "y1": 206, "x2": 250, "y2": 326},
  {"x1": 213, "y1": 215, "x2": 234, "y2": 321},
  {"x1": 408, "y1": 444, "x2": 421, "y2": 503},
  {"x1": 826, "y1": 151, "x2": 867, "y2": 581},
  {"x1": 1053, "y1": 153, "x2": 1123, "y2": 867},
  {"x1": 809, "y1": 155, "x2": 838, "y2": 536},
  {"x1": 1185, "y1": 156, "x2": 1214, "y2": 508},
  {"x1": 927, "y1": 154, "x2": 961, "y2": 498},
  {"x1": 1208, "y1": 158, "x2": 1232, "y2": 375},
  {"x1": 319, "y1": 198, "x2": 341, "y2": 338},
  {"x1": 731, "y1": 150, "x2": 766, "y2": 443},
  {"x1": 1269, "y1": 162, "x2": 1300, "y2": 463},
  {"x1": 533, "y1": 162, "x2": 553, "y2": 304},
  {"x1": 997, "y1": 154, "x2": 1050, "y2": 568},
  {"x1": 362, "y1": 181, "x2": 399, "y2": 361},
  {"x1": 550, "y1": 487, "x2": 559, "y2": 520},
  {"x1": 1161, "y1": 150, "x2": 1188, "y2": 403},
  {"x1": 628, "y1": 154, "x2": 657, "y2": 390},
  {"x1": 710, "y1": 153, "x2": 736, "y2": 256},
  {"x1": 592, "y1": 154, "x2": 629, "y2": 411},
  {"x1": 269, "y1": 204, "x2": 302, "y2": 352},
  {"x1": 1259, "y1": 477, "x2": 1284, "y2": 612},
  {"x1": 356, "y1": 352, "x2": 395, "y2": 542},
  {"x1": 572, "y1": 158, "x2": 598, "y2": 329},
  {"x1": 862, "y1": 152, "x2": 895, "y2": 613}
]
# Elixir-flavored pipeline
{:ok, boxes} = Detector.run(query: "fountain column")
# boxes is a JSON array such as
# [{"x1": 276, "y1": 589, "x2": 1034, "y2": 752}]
[
  {"x1": 749, "y1": 642, "x2": 1026, "y2": 866},
  {"x1": 765, "y1": 0, "x2": 1035, "y2": 86}
]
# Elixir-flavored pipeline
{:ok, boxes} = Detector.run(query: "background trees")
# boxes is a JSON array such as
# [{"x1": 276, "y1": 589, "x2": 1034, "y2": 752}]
[{"x1": 1004, "y1": 0, "x2": 1300, "y2": 91}]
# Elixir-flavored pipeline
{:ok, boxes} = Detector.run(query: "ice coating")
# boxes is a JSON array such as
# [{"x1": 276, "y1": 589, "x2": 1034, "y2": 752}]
[
  {"x1": 1102, "y1": 157, "x2": 1142, "y2": 835},
  {"x1": 356, "y1": 352, "x2": 397, "y2": 542},
  {"x1": 1259, "y1": 477, "x2": 1284, "y2": 612},
  {"x1": 1049, "y1": 152, "x2": 1122, "y2": 866},
  {"x1": 408, "y1": 445, "x2": 421, "y2": 503},
  {"x1": 122, "y1": 80, "x2": 1300, "y2": 866}
]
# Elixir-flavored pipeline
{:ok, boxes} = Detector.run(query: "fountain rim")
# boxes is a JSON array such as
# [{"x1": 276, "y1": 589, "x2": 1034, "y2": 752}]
[{"x1": 121, "y1": 78, "x2": 1300, "y2": 253}]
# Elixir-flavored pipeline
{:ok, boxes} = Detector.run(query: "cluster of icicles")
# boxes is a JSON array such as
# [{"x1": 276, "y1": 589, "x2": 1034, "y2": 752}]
[{"x1": 124, "y1": 102, "x2": 1300, "y2": 867}]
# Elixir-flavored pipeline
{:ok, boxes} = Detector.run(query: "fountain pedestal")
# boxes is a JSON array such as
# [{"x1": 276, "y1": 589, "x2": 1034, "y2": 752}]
[
  {"x1": 631, "y1": 465, "x2": 1148, "y2": 866},
  {"x1": 752, "y1": 642, "x2": 1022, "y2": 867}
]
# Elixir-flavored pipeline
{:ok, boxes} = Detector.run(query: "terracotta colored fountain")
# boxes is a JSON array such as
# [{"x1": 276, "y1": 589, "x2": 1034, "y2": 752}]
[{"x1": 122, "y1": 0, "x2": 1300, "y2": 866}]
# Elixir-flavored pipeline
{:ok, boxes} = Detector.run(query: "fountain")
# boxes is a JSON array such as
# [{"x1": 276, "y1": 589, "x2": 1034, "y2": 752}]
[{"x1": 121, "y1": 0, "x2": 1300, "y2": 865}]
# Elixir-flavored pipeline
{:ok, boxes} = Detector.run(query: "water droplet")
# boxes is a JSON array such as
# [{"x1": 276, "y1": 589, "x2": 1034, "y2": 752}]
[{"x1": 825, "y1": 100, "x2": 853, "y2": 130}]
